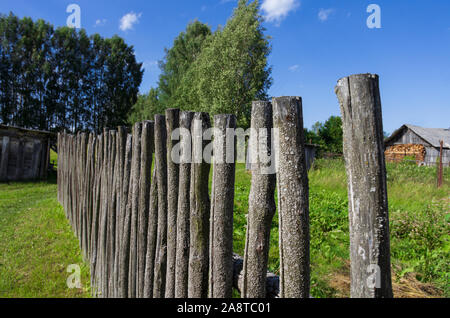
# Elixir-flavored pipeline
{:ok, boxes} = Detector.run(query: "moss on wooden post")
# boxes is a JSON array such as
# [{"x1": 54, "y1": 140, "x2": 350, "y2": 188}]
[{"x1": 188, "y1": 112, "x2": 211, "y2": 298}]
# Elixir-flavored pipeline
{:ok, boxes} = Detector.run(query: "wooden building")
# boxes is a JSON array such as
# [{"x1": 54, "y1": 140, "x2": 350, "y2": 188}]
[
  {"x1": 0, "y1": 125, "x2": 54, "y2": 182},
  {"x1": 384, "y1": 124, "x2": 450, "y2": 166}
]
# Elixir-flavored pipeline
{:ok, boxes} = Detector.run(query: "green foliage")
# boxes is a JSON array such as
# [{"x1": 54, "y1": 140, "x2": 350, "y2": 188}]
[
  {"x1": 390, "y1": 203, "x2": 449, "y2": 294},
  {"x1": 0, "y1": 12, "x2": 143, "y2": 133},
  {"x1": 128, "y1": 88, "x2": 163, "y2": 125},
  {"x1": 193, "y1": 0, "x2": 272, "y2": 128},
  {"x1": 305, "y1": 116, "x2": 343, "y2": 155},
  {"x1": 158, "y1": 20, "x2": 212, "y2": 111},
  {"x1": 131, "y1": 0, "x2": 272, "y2": 128}
]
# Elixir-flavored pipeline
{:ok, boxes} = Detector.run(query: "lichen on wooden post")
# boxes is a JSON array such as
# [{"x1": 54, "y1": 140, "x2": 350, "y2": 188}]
[
  {"x1": 273, "y1": 96, "x2": 310, "y2": 298},
  {"x1": 209, "y1": 114, "x2": 237, "y2": 298},
  {"x1": 335, "y1": 73, "x2": 393, "y2": 298},
  {"x1": 188, "y1": 112, "x2": 211, "y2": 298},
  {"x1": 242, "y1": 101, "x2": 276, "y2": 298},
  {"x1": 175, "y1": 111, "x2": 195, "y2": 298}
]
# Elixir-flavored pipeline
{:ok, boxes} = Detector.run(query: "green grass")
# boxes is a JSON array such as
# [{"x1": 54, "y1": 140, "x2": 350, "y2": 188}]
[
  {"x1": 232, "y1": 159, "x2": 449, "y2": 297},
  {"x1": 0, "y1": 157, "x2": 448, "y2": 298},
  {"x1": 0, "y1": 174, "x2": 90, "y2": 298}
]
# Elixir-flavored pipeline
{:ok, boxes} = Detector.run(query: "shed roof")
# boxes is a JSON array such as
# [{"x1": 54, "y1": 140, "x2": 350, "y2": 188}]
[
  {"x1": 0, "y1": 124, "x2": 55, "y2": 137},
  {"x1": 385, "y1": 124, "x2": 450, "y2": 149}
]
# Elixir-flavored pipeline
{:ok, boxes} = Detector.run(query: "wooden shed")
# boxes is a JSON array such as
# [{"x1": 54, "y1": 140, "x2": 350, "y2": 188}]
[
  {"x1": 384, "y1": 124, "x2": 450, "y2": 166},
  {"x1": 0, "y1": 125, "x2": 54, "y2": 182}
]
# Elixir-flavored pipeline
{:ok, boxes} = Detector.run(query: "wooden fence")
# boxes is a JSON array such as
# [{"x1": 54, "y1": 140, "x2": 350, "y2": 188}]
[{"x1": 58, "y1": 73, "x2": 393, "y2": 298}]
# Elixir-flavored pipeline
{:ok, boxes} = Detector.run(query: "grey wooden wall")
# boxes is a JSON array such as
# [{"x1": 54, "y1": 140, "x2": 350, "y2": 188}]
[{"x1": 0, "y1": 127, "x2": 52, "y2": 182}]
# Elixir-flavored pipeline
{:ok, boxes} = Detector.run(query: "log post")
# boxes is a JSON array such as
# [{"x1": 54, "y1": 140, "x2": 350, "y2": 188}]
[
  {"x1": 335, "y1": 73, "x2": 393, "y2": 298},
  {"x1": 272, "y1": 96, "x2": 310, "y2": 298},
  {"x1": 144, "y1": 167, "x2": 158, "y2": 298},
  {"x1": 118, "y1": 134, "x2": 133, "y2": 298},
  {"x1": 107, "y1": 131, "x2": 117, "y2": 297},
  {"x1": 209, "y1": 114, "x2": 237, "y2": 298},
  {"x1": 175, "y1": 111, "x2": 195, "y2": 298},
  {"x1": 128, "y1": 123, "x2": 142, "y2": 298},
  {"x1": 242, "y1": 101, "x2": 276, "y2": 298},
  {"x1": 137, "y1": 121, "x2": 154, "y2": 298},
  {"x1": 188, "y1": 112, "x2": 211, "y2": 298},
  {"x1": 153, "y1": 115, "x2": 169, "y2": 298},
  {"x1": 113, "y1": 127, "x2": 127, "y2": 298},
  {"x1": 165, "y1": 109, "x2": 180, "y2": 298},
  {"x1": 90, "y1": 134, "x2": 103, "y2": 295}
]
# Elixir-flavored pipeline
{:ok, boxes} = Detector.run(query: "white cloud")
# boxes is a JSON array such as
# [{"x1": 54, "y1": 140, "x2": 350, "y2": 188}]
[
  {"x1": 318, "y1": 8, "x2": 334, "y2": 22},
  {"x1": 94, "y1": 19, "x2": 107, "y2": 27},
  {"x1": 289, "y1": 64, "x2": 300, "y2": 72},
  {"x1": 261, "y1": 0, "x2": 300, "y2": 24},
  {"x1": 119, "y1": 12, "x2": 142, "y2": 31}
]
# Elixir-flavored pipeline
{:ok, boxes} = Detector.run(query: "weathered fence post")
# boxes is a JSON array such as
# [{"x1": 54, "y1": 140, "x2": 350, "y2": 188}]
[
  {"x1": 153, "y1": 115, "x2": 168, "y2": 298},
  {"x1": 188, "y1": 112, "x2": 211, "y2": 298},
  {"x1": 165, "y1": 109, "x2": 180, "y2": 298},
  {"x1": 128, "y1": 123, "x2": 142, "y2": 298},
  {"x1": 335, "y1": 73, "x2": 393, "y2": 298},
  {"x1": 175, "y1": 111, "x2": 195, "y2": 298},
  {"x1": 209, "y1": 114, "x2": 237, "y2": 298},
  {"x1": 118, "y1": 134, "x2": 133, "y2": 298},
  {"x1": 144, "y1": 167, "x2": 158, "y2": 298},
  {"x1": 273, "y1": 96, "x2": 310, "y2": 298},
  {"x1": 90, "y1": 133, "x2": 103, "y2": 295},
  {"x1": 113, "y1": 127, "x2": 127, "y2": 298},
  {"x1": 242, "y1": 101, "x2": 276, "y2": 298},
  {"x1": 107, "y1": 131, "x2": 117, "y2": 298},
  {"x1": 137, "y1": 121, "x2": 154, "y2": 298}
]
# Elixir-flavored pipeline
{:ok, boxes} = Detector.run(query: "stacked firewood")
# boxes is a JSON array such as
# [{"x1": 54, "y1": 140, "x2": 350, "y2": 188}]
[{"x1": 385, "y1": 144, "x2": 426, "y2": 163}]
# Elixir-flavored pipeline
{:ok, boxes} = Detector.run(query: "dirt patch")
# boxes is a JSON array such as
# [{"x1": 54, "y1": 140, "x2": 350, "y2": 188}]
[{"x1": 328, "y1": 261, "x2": 443, "y2": 298}]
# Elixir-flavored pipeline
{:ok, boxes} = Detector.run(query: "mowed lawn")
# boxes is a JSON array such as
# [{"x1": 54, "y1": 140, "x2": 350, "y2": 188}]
[
  {"x1": 0, "y1": 174, "x2": 91, "y2": 298},
  {"x1": 0, "y1": 158, "x2": 448, "y2": 298}
]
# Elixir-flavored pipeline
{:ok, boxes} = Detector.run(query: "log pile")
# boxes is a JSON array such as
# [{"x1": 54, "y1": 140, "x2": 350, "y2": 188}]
[{"x1": 385, "y1": 144, "x2": 426, "y2": 163}]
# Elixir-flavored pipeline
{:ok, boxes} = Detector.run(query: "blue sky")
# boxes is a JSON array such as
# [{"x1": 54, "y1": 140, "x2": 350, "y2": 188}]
[{"x1": 1, "y1": 0, "x2": 449, "y2": 133}]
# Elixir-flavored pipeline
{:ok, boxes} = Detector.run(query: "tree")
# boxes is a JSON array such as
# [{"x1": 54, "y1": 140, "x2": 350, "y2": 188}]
[
  {"x1": 193, "y1": 0, "x2": 272, "y2": 128},
  {"x1": 128, "y1": 88, "x2": 162, "y2": 125},
  {"x1": 0, "y1": 13, "x2": 143, "y2": 133},
  {"x1": 319, "y1": 116, "x2": 343, "y2": 154},
  {"x1": 131, "y1": 0, "x2": 273, "y2": 128},
  {"x1": 157, "y1": 21, "x2": 211, "y2": 111}
]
